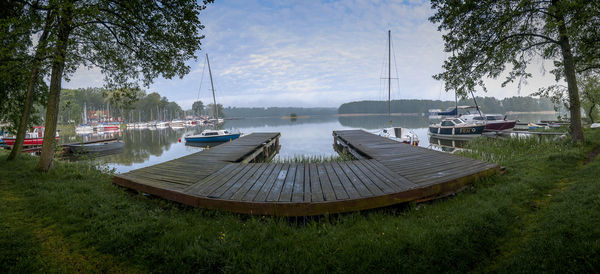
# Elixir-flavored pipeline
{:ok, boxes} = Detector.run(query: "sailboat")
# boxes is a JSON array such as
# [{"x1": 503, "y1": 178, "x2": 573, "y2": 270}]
[
  {"x1": 376, "y1": 30, "x2": 419, "y2": 146},
  {"x1": 75, "y1": 102, "x2": 94, "y2": 134},
  {"x1": 185, "y1": 54, "x2": 241, "y2": 143}
]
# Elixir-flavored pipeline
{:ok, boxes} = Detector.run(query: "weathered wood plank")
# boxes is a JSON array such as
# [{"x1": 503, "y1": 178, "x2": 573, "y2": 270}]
[
  {"x1": 291, "y1": 164, "x2": 305, "y2": 203},
  {"x1": 324, "y1": 163, "x2": 350, "y2": 200},
  {"x1": 309, "y1": 163, "x2": 324, "y2": 202},
  {"x1": 278, "y1": 164, "x2": 298, "y2": 202},
  {"x1": 266, "y1": 164, "x2": 291, "y2": 202},
  {"x1": 253, "y1": 164, "x2": 284, "y2": 202}
]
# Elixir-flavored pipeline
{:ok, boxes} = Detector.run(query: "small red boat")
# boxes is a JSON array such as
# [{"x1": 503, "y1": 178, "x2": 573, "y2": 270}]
[{"x1": 1, "y1": 126, "x2": 59, "y2": 146}]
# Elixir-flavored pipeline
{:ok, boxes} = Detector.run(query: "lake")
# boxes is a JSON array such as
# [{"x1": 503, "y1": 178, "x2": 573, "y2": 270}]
[{"x1": 62, "y1": 113, "x2": 557, "y2": 173}]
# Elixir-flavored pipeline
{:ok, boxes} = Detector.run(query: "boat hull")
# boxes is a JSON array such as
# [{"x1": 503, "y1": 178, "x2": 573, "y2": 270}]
[
  {"x1": 66, "y1": 141, "x2": 124, "y2": 154},
  {"x1": 1, "y1": 137, "x2": 59, "y2": 146},
  {"x1": 185, "y1": 133, "x2": 241, "y2": 143},
  {"x1": 428, "y1": 125, "x2": 485, "y2": 140},
  {"x1": 484, "y1": 121, "x2": 516, "y2": 131}
]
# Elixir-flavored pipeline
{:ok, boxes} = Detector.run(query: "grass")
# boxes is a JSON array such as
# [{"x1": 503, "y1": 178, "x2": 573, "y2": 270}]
[{"x1": 1, "y1": 129, "x2": 600, "y2": 272}]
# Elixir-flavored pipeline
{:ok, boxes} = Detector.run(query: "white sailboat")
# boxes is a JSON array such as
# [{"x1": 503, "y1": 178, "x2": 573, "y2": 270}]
[
  {"x1": 375, "y1": 30, "x2": 419, "y2": 146},
  {"x1": 75, "y1": 102, "x2": 94, "y2": 134}
]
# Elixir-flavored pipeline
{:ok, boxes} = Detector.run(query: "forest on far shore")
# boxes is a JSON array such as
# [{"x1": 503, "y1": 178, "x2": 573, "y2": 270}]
[{"x1": 337, "y1": 96, "x2": 557, "y2": 114}]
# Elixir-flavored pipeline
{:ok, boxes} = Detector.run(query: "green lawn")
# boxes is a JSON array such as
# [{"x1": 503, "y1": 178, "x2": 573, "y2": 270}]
[{"x1": 1, "y1": 130, "x2": 600, "y2": 272}]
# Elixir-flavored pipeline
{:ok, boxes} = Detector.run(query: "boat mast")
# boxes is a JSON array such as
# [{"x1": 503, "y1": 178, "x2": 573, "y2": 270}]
[
  {"x1": 206, "y1": 53, "x2": 218, "y2": 120},
  {"x1": 83, "y1": 102, "x2": 87, "y2": 124},
  {"x1": 455, "y1": 91, "x2": 458, "y2": 118},
  {"x1": 388, "y1": 30, "x2": 392, "y2": 126}
]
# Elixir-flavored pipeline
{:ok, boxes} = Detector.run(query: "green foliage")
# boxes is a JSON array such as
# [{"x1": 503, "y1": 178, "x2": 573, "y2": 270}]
[
  {"x1": 429, "y1": 0, "x2": 598, "y2": 140},
  {"x1": 429, "y1": 0, "x2": 599, "y2": 95},
  {"x1": 56, "y1": 88, "x2": 184, "y2": 123},
  {"x1": 338, "y1": 96, "x2": 555, "y2": 114},
  {"x1": 206, "y1": 103, "x2": 225, "y2": 118},
  {"x1": 0, "y1": 1, "x2": 48, "y2": 133},
  {"x1": 580, "y1": 74, "x2": 600, "y2": 123},
  {"x1": 223, "y1": 107, "x2": 336, "y2": 118},
  {"x1": 192, "y1": 100, "x2": 204, "y2": 116}
]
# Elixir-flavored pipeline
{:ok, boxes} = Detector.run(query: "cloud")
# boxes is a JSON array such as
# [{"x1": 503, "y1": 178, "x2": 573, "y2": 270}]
[{"x1": 63, "y1": 0, "x2": 561, "y2": 109}]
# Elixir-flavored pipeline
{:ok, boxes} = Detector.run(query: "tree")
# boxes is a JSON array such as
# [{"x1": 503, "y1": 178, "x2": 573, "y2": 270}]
[
  {"x1": 25, "y1": 0, "x2": 213, "y2": 171},
  {"x1": 429, "y1": 0, "x2": 600, "y2": 142},
  {"x1": 192, "y1": 100, "x2": 204, "y2": 116},
  {"x1": 580, "y1": 74, "x2": 600, "y2": 123},
  {"x1": 206, "y1": 103, "x2": 225, "y2": 118},
  {"x1": 2, "y1": 2, "x2": 51, "y2": 160}
]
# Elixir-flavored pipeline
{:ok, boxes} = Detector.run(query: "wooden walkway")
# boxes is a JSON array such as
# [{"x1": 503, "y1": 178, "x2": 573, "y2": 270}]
[{"x1": 113, "y1": 130, "x2": 499, "y2": 216}]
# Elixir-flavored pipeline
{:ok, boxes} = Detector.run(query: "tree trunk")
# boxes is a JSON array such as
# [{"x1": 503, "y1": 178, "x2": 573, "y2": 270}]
[
  {"x1": 36, "y1": 7, "x2": 72, "y2": 172},
  {"x1": 8, "y1": 11, "x2": 53, "y2": 161},
  {"x1": 589, "y1": 105, "x2": 595, "y2": 124},
  {"x1": 555, "y1": 1, "x2": 585, "y2": 142}
]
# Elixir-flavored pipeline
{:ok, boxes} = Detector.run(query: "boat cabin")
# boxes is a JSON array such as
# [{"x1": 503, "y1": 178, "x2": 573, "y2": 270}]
[{"x1": 441, "y1": 118, "x2": 467, "y2": 127}]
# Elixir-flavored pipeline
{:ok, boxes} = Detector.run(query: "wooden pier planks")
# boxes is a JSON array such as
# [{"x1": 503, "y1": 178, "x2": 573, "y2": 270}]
[{"x1": 113, "y1": 130, "x2": 499, "y2": 216}]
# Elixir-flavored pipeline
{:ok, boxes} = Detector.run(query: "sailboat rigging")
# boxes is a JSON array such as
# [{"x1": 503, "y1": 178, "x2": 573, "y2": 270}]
[
  {"x1": 377, "y1": 30, "x2": 419, "y2": 146},
  {"x1": 185, "y1": 54, "x2": 241, "y2": 144}
]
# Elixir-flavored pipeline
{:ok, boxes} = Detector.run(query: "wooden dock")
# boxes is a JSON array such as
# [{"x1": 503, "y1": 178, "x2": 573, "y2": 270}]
[{"x1": 113, "y1": 130, "x2": 499, "y2": 216}]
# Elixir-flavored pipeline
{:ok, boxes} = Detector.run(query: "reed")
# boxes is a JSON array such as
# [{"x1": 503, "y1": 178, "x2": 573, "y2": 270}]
[{"x1": 270, "y1": 153, "x2": 354, "y2": 163}]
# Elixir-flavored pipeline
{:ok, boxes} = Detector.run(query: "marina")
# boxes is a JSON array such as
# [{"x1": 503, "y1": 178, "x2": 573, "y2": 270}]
[{"x1": 113, "y1": 129, "x2": 498, "y2": 216}]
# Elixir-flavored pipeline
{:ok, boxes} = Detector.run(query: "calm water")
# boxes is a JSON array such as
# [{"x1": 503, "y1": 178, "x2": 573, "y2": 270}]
[{"x1": 63, "y1": 113, "x2": 557, "y2": 173}]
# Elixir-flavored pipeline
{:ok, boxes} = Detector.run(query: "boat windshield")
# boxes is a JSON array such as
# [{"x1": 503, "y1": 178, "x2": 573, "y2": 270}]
[
  {"x1": 441, "y1": 121, "x2": 454, "y2": 126},
  {"x1": 453, "y1": 119, "x2": 463, "y2": 124},
  {"x1": 203, "y1": 132, "x2": 219, "y2": 136}
]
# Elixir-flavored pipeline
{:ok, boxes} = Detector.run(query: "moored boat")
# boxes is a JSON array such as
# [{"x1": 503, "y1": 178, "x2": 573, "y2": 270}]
[
  {"x1": 65, "y1": 138, "x2": 123, "y2": 154},
  {"x1": 1, "y1": 126, "x2": 59, "y2": 146},
  {"x1": 428, "y1": 117, "x2": 485, "y2": 139},
  {"x1": 461, "y1": 112, "x2": 517, "y2": 131},
  {"x1": 185, "y1": 129, "x2": 241, "y2": 143}
]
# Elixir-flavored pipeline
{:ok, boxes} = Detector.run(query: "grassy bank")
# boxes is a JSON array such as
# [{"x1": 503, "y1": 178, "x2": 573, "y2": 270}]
[{"x1": 1, "y1": 130, "x2": 600, "y2": 272}]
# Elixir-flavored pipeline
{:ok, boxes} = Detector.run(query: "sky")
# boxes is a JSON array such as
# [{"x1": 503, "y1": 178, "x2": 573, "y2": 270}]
[{"x1": 62, "y1": 0, "x2": 559, "y2": 109}]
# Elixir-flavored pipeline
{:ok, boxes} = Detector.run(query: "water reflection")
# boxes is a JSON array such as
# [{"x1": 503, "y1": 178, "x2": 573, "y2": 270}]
[
  {"x1": 57, "y1": 113, "x2": 559, "y2": 173},
  {"x1": 428, "y1": 137, "x2": 470, "y2": 154}
]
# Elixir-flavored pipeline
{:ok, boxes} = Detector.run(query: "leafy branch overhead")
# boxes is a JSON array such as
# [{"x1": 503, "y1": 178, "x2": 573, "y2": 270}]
[
  {"x1": 429, "y1": 0, "x2": 600, "y2": 141},
  {"x1": 2, "y1": 0, "x2": 215, "y2": 171},
  {"x1": 54, "y1": 0, "x2": 214, "y2": 88}
]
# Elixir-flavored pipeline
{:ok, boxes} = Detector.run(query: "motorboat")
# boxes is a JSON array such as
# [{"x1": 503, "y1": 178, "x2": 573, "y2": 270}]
[
  {"x1": 185, "y1": 129, "x2": 241, "y2": 143},
  {"x1": 1, "y1": 126, "x2": 59, "y2": 146},
  {"x1": 460, "y1": 112, "x2": 517, "y2": 131},
  {"x1": 377, "y1": 127, "x2": 419, "y2": 145},
  {"x1": 429, "y1": 117, "x2": 485, "y2": 139}
]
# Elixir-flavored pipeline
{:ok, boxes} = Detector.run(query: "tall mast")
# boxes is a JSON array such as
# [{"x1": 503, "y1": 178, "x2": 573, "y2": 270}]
[
  {"x1": 83, "y1": 102, "x2": 87, "y2": 124},
  {"x1": 206, "y1": 53, "x2": 218, "y2": 120},
  {"x1": 455, "y1": 91, "x2": 458, "y2": 118},
  {"x1": 388, "y1": 30, "x2": 392, "y2": 126}
]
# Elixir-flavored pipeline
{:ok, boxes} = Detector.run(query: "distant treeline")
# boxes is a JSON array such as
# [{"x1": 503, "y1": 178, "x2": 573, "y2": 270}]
[
  {"x1": 337, "y1": 96, "x2": 556, "y2": 114},
  {"x1": 223, "y1": 107, "x2": 337, "y2": 118}
]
